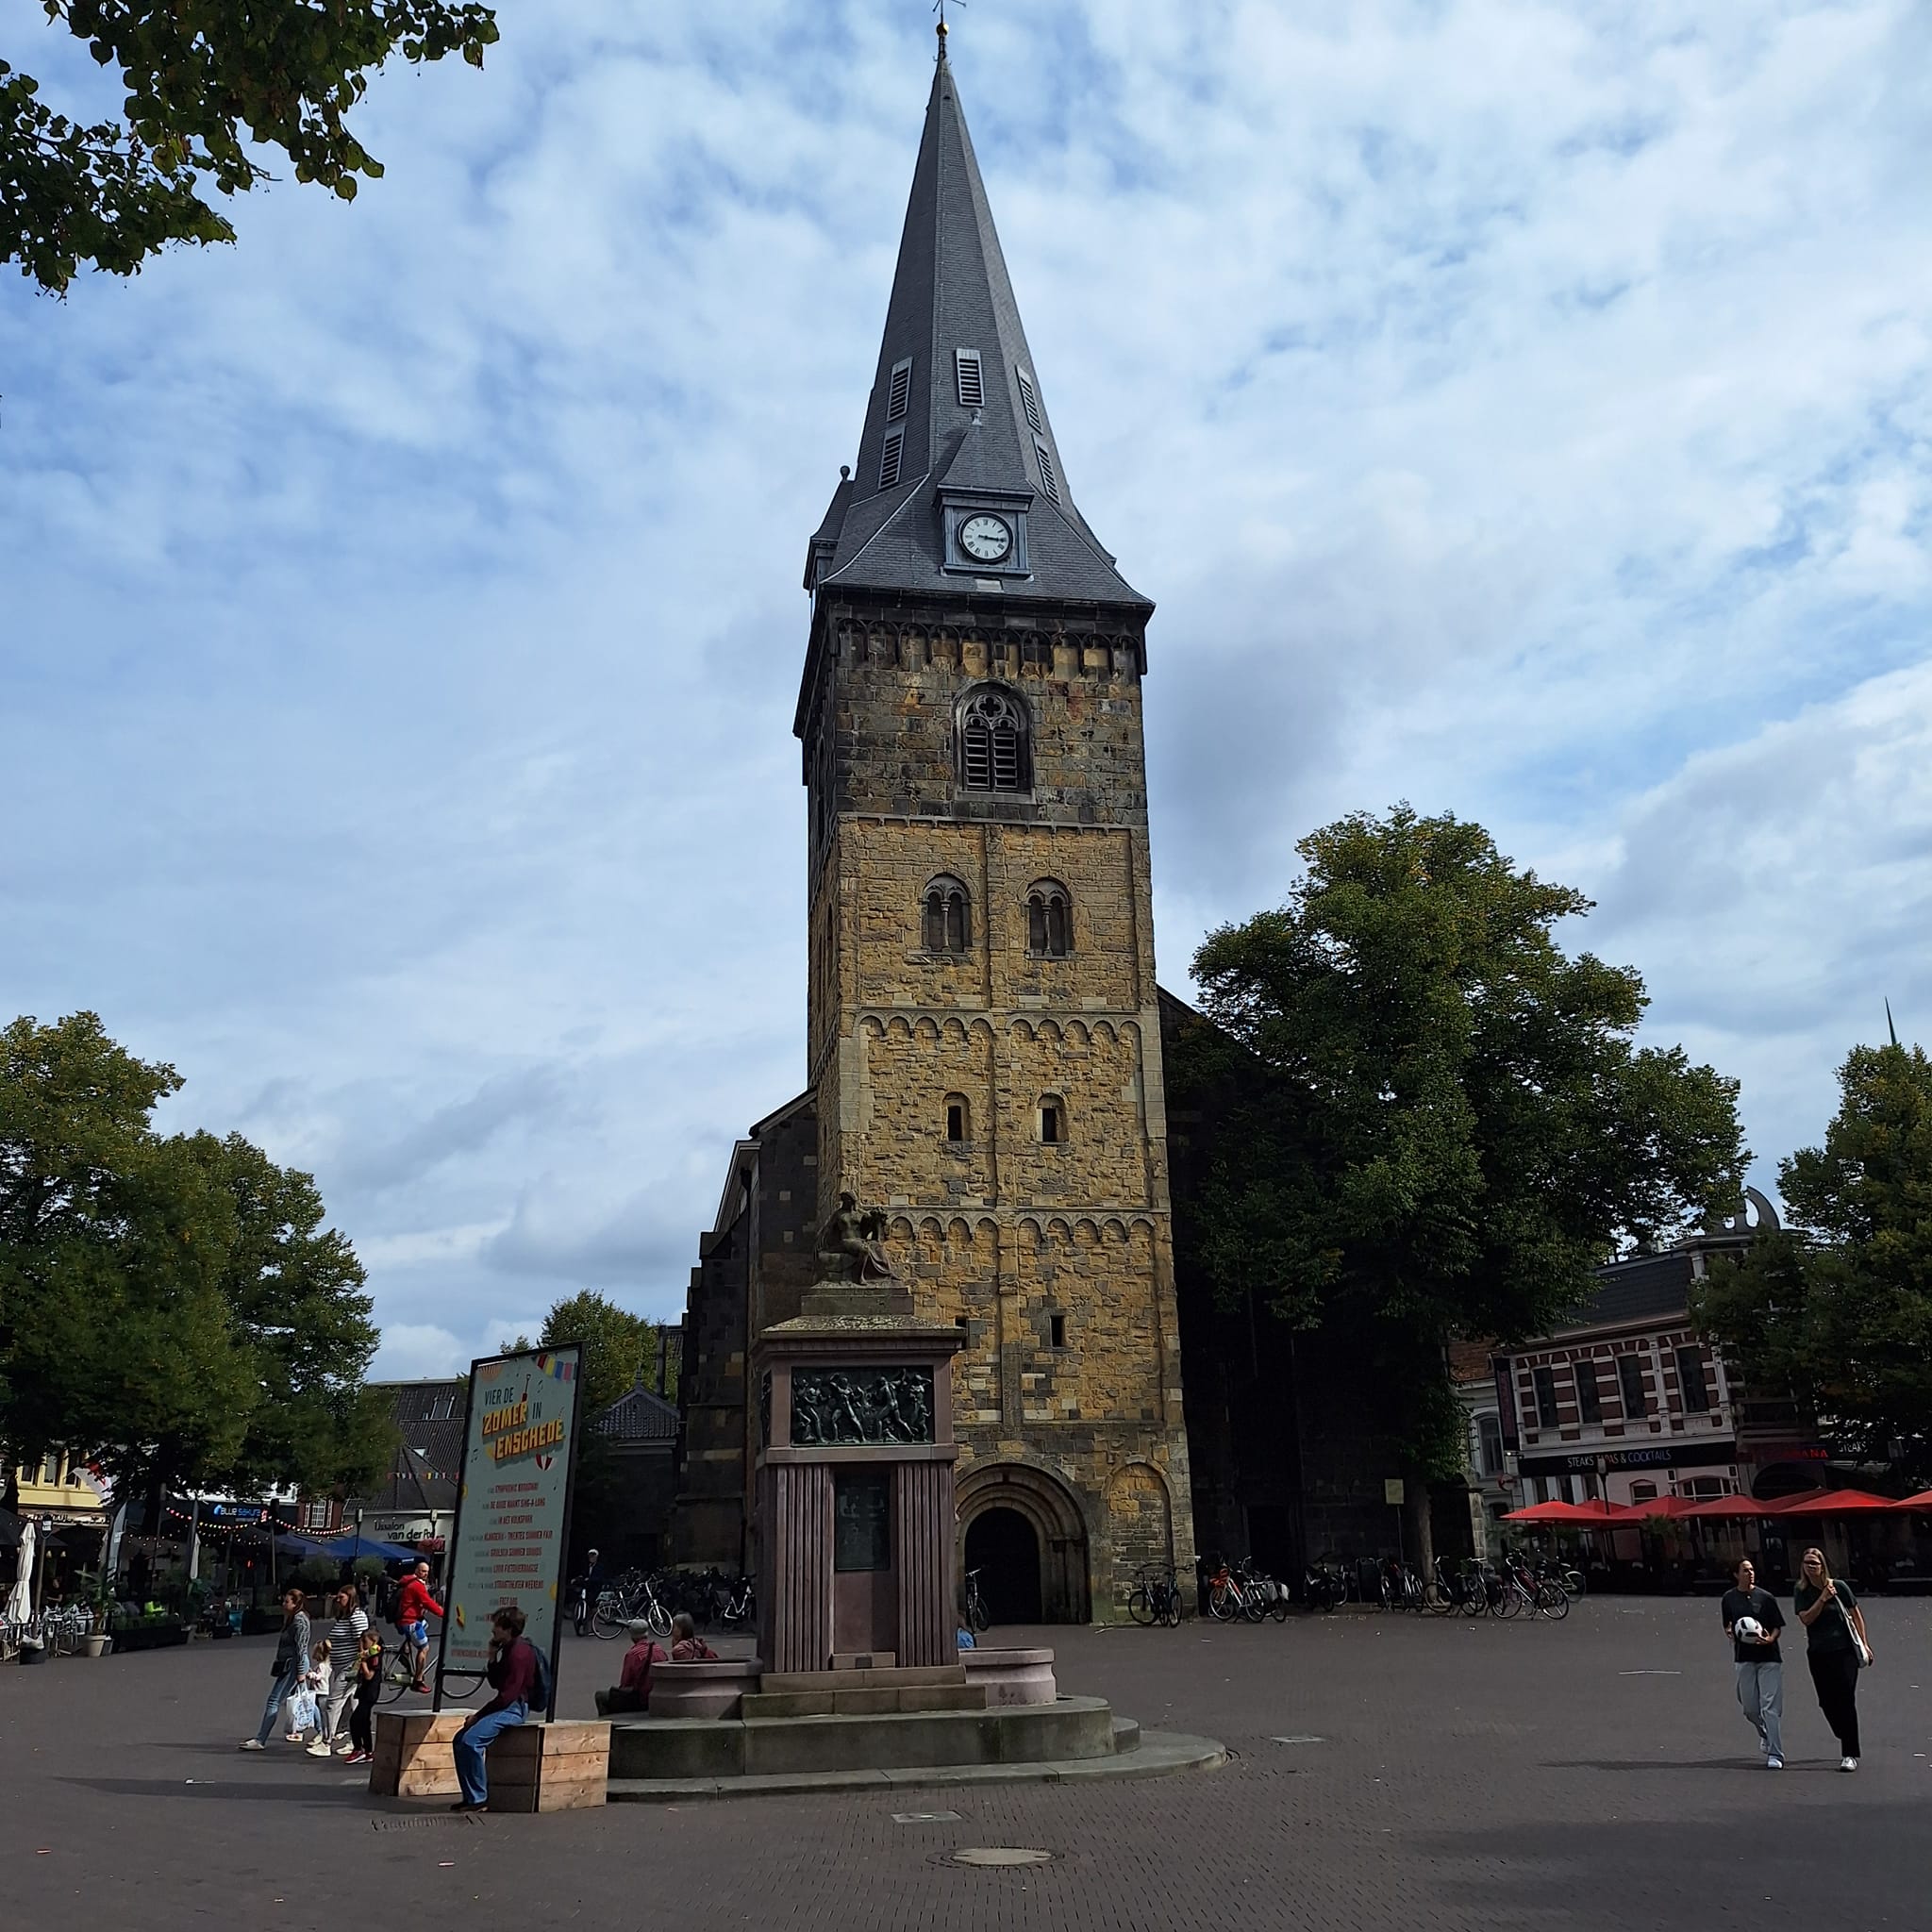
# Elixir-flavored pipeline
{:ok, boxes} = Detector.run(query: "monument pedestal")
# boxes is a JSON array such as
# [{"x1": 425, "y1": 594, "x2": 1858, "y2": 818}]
[{"x1": 753, "y1": 1279, "x2": 965, "y2": 1674}]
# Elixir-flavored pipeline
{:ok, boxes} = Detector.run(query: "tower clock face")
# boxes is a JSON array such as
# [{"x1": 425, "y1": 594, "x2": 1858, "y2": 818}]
[{"x1": 959, "y1": 513, "x2": 1013, "y2": 563}]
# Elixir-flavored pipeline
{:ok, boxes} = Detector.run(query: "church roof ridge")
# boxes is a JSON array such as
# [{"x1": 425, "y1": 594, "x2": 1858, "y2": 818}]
[{"x1": 807, "y1": 38, "x2": 1149, "y2": 611}]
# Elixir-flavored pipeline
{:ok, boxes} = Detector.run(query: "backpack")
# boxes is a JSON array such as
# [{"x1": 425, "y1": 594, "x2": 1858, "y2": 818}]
[{"x1": 525, "y1": 1640, "x2": 553, "y2": 1714}]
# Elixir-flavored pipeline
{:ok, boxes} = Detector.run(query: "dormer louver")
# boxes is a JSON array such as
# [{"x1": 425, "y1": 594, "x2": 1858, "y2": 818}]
[
  {"x1": 880, "y1": 425, "x2": 905, "y2": 489},
  {"x1": 955, "y1": 348, "x2": 984, "y2": 411},
  {"x1": 888, "y1": 357, "x2": 913, "y2": 421},
  {"x1": 1017, "y1": 370, "x2": 1042, "y2": 436}
]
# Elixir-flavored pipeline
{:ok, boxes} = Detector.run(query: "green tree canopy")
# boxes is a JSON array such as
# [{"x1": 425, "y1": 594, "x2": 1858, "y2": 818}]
[
  {"x1": 540, "y1": 1290, "x2": 664, "y2": 1418},
  {"x1": 5, "y1": 0, "x2": 499, "y2": 294},
  {"x1": 0, "y1": 1011, "x2": 387, "y2": 1510},
  {"x1": 1694, "y1": 1041, "x2": 1932, "y2": 1469},
  {"x1": 1176, "y1": 807, "x2": 1746, "y2": 1563}
]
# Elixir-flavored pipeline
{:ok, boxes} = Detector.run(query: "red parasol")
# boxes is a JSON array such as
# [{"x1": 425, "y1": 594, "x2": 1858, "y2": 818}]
[
  {"x1": 1623, "y1": 1494, "x2": 1701, "y2": 1519},
  {"x1": 1675, "y1": 1494, "x2": 1774, "y2": 1519},
  {"x1": 1893, "y1": 1491, "x2": 1932, "y2": 1512},
  {"x1": 1501, "y1": 1499, "x2": 1639, "y2": 1524},
  {"x1": 1773, "y1": 1488, "x2": 1896, "y2": 1515}
]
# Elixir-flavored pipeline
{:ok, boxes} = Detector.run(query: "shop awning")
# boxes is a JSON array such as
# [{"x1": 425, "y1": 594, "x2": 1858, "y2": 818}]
[{"x1": 1676, "y1": 1494, "x2": 1774, "y2": 1519}]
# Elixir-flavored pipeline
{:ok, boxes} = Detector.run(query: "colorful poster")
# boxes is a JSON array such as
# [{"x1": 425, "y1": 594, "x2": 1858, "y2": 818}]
[{"x1": 440, "y1": 1345, "x2": 581, "y2": 1681}]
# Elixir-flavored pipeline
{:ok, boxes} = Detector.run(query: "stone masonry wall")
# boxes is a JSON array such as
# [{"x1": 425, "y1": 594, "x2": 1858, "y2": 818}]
[{"x1": 796, "y1": 592, "x2": 1196, "y2": 1618}]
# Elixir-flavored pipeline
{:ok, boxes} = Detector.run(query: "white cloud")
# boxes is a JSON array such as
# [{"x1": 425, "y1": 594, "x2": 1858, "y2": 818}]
[{"x1": 4, "y1": 0, "x2": 1929, "y2": 1355}]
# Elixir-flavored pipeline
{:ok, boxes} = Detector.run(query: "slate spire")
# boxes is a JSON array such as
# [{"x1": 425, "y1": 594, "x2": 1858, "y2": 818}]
[{"x1": 806, "y1": 33, "x2": 1147, "y2": 609}]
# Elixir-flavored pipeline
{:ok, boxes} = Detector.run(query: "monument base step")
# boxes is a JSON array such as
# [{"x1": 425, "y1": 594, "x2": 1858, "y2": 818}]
[
  {"x1": 608, "y1": 1694, "x2": 1115, "y2": 1781},
  {"x1": 761, "y1": 1664, "x2": 967, "y2": 1693},
  {"x1": 741, "y1": 1684, "x2": 984, "y2": 1719},
  {"x1": 606, "y1": 1724, "x2": 1223, "y2": 1802}
]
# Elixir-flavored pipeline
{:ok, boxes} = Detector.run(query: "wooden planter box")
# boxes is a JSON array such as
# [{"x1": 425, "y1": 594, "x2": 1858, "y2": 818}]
[
  {"x1": 486, "y1": 1721, "x2": 609, "y2": 1814},
  {"x1": 369, "y1": 1710, "x2": 470, "y2": 1799}
]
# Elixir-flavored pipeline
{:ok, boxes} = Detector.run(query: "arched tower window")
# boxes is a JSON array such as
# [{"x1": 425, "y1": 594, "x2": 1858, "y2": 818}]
[
  {"x1": 958, "y1": 686, "x2": 1029, "y2": 791},
  {"x1": 1026, "y1": 881, "x2": 1072, "y2": 958},
  {"x1": 1038, "y1": 1094, "x2": 1067, "y2": 1145},
  {"x1": 923, "y1": 875, "x2": 971, "y2": 954}
]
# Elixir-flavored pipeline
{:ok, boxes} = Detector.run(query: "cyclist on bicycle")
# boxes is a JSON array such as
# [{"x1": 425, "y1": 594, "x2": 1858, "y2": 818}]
[{"x1": 394, "y1": 1559, "x2": 443, "y2": 1694}]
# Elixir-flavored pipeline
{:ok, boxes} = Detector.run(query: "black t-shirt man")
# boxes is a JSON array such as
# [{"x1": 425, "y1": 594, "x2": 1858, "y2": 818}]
[{"x1": 1721, "y1": 1578, "x2": 1786, "y2": 1663}]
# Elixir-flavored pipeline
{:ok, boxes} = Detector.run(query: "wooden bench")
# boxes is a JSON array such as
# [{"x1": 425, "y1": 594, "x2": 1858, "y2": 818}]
[{"x1": 485, "y1": 1720, "x2": 610, "y2": 1813}]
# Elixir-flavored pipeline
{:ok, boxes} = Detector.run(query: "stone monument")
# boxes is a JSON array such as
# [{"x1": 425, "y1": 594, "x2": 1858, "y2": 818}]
[{"x1": 751, "y1": 1194, "x2": 966, "y2": 1671}]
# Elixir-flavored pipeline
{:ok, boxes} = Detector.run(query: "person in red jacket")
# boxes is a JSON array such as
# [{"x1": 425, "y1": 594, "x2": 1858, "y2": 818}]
[
  {"x1": 393, "y1": 1560, "x2": 443, "y2": 1693},
  {"x1": 451, "y1": 1606, "x2": 538, "y2": 1812}
]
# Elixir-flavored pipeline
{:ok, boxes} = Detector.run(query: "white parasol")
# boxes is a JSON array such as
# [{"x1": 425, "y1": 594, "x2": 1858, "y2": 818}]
[{"x1": 5, "y1": 1519, "x2": 37, "y2": 1625}]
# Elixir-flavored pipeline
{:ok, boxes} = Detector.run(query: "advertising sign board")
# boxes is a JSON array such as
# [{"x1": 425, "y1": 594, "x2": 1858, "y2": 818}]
[{"x1": 434, "y1": 1344, "x2": 583, "y2": 1715}]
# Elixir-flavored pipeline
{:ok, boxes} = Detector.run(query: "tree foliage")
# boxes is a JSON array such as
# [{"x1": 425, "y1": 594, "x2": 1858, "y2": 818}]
[
  {"x1": 1175, "y1": 808, "x2": 1745, "y2": 1554},
  {"x1": 1694, "y1": 1042, "x2": 1932, "y2": 1468},
  {"x1": 540, "y1": 1290, "x2": 666, "y2": 1419},
  {"x1": 5, "y1": 0, "x2": 499, "y2": 294},
  {"x1": 0, "y1": 1010, "x2": 386, "y2": 1507}
]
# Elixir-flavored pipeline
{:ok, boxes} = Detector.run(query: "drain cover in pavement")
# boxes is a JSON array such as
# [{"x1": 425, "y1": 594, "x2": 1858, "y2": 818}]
[
  {"x1": 893, "y1": 1811, "x2": 962, "y2": 1824},
  {"x1": 952, "y1": 1848, "x2": 1055, "y2": 1868},
  {"x1": 1271, "y1": 1735, "x2": 1325, "y2": 1744}
]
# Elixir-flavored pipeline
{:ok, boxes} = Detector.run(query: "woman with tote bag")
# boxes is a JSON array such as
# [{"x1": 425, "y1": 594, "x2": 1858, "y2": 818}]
[{"x1": 1792, "y1": 1545, "x2": 1873, "y2": 1771}]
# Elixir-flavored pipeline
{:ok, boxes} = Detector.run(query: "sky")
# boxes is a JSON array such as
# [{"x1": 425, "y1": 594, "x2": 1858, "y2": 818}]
[{"x1": 4, "y1": 2, "x2": 1928, "y2": 1378}]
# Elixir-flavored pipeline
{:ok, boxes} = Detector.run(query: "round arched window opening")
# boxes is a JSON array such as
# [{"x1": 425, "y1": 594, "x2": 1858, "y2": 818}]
[
  {"x1": 1027, "y1": 881, "x2": 1072, "y2": 958},
  {"x1": 923, "y1": 875, "x2": 971, "y2": 954}
]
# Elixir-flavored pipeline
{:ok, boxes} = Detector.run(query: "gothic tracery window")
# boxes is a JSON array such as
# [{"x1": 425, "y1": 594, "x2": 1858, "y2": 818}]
[
  {"x1": 923, "y1": 875, "x2": 971, "y2": 954},
  {"x1": 958, "y1": 686, "x2": 1028, "y2": 791},
  {"x1": 1026, "y1": 880, "x2": 1072, "y2": 958}
]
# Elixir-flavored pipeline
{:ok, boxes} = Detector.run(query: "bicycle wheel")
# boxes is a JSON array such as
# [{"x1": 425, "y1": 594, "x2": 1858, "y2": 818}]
[
  {"x1": 1241, "y1": 1589, "x2": 1267, "y2": 1624},
  {"x1": 646, "y1": 1599, "x2": 673, "y2": 1639},
  {"x1": 1493, "y1": 1581, "x2": 1524, "y2": 1619},
  {"x1": 1208, "y1": 1584, "x2": 1236, "y2": 1622},
  {"x1": 591, "y1": 1593, "x2": 624, "y2": 1641},
  {"x1": 1269, "y1": 1591, "x2": 1291, "y2": 1624},
  {"x1": 1536, "y1": 1580, "x2": 1571, "y2": 1620},
  {"x1": 1562, "y1": 1568, "x2": 1586, "y2": 1598},
  {"x1": 1127, "y1": 1586, "x2": 1156, "y2": 1626},
  {"x1": 378, "y1": 1664, "x2": 414, "y2": 1705},
  {"x1": 1422, "y1": 1581, "x2": 1452, "y2": 1616},
  {"x1": 1165, "y1": 1590, "x2": 1187, "y2": 1628}
]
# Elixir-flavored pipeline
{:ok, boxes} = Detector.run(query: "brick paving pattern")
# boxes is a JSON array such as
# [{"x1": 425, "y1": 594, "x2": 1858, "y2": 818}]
[{"x1": 6, "y1": 1598, "x2": 1932, "y2": 1928}]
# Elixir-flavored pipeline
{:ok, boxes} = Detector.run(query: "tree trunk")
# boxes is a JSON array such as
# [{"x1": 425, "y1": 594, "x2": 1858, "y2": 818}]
[{"x1": 1404, "y1": 1470, "x2": 1434, "y2": 1581}]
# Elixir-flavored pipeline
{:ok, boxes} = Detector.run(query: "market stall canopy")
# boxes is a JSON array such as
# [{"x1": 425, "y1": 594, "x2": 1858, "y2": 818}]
[
  {"x1": 318, "y1": 1531, "x2": 418, "y2": 1563},
  {"x1": 1891, "y1": 1491, "x2": 1932, "y2": 1511},
  {"x1": 1774, "y1": 1488, "x2": 1898, "y2": 1515}
]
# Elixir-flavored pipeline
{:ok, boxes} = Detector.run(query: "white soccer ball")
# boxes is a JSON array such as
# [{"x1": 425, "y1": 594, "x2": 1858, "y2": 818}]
[{"x1": 1734, "y1": 1615, "x2": 1766, "y2": 1644}]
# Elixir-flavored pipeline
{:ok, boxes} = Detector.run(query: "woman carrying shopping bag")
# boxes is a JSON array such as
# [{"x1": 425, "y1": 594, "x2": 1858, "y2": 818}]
[
  {"x1": 1793, "y1": 1545, "x2": 1873, "y2": 1771},
  {"x1": 242, "y1": 1588, "x2": 312, "y2": 1751}
]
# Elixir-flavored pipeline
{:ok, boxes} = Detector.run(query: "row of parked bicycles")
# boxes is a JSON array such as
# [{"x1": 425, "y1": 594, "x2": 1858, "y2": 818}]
[
  {"x1": 1122, "y1": 1547, "x2": 1585, "y2": 1625},
  {"x1": 571, "y1": 1567, "x2": 757, "y2": 1640}
]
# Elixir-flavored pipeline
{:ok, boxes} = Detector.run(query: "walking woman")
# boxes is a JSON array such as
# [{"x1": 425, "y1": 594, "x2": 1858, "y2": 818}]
[
  {"x1": 1793, "y1": 1545, "x2": 1872, "y2": 1771},
  {"x1": 241, "y1": 1587, "x2": 312, "y2": 1751}
]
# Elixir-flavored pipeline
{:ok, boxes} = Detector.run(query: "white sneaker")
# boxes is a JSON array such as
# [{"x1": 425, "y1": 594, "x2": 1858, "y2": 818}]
[
  {"x1": 304, "y1": 1740, "x2": 333, "y2": 1758},
  {"x1": 239, "y1": 1739, "x2": 265, "y2": 1752},
  {"x1": 1840, "y1": 1757, "x2": 1858, "y2": 1773},
  {"x1": 1767, "y1": 1755, "x2": 1784, "y2": 1770}
]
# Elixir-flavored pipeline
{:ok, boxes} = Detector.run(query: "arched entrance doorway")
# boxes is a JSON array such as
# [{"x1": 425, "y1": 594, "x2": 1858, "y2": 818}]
[
  {"x1": 956, "y1": 1460, "x2": 1091, "y2": 1624},
  {"x1": 964, "y1": 1508, "x2": 1041, "y2": 1624}
]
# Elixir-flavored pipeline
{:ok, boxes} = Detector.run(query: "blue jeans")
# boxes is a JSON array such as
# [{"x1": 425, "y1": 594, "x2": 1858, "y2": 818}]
[
  {"x1": 254, "y1": 1664, "x2": 304, "y2": 1745},
  {"x1": 453, "y1": 1702, "x2": 527, "y2": 1805},
  {"x1": 1735, "y1": 1659, "x2": 1784, "y2": 1758}
]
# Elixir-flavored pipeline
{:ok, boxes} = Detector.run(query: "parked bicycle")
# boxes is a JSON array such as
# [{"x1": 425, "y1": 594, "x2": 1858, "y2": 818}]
[
  {"x1": 591, "y1": 1569, "x2": 673, "y2": 1641},
  {"x1": 963, "y1": 1567, "x2": 991, "y2": 1634},
  {"x1": 1126, "y1": 1564, "x2": 1187, "y2": 1627}
]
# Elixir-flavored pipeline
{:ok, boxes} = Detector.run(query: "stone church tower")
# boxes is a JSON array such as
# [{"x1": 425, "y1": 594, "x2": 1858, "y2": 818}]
[{"x1": 790, "y1": 34, "x2": 1196, "y2": 1620}]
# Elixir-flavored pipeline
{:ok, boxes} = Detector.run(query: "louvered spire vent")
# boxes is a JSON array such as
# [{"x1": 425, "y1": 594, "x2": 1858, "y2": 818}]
[
  {"x1": 1034, "y1": 439, "x2": 1060, "y2": 505},
  {"x1": 887, "y1": 357, "x2": 913, "y2": 422},
  {"x1": 1017, "y1": 370, "x2": 1042, "y2": 436},
  {"x1": 955, "y1": 348, "x2": 985, "y2": 410},
  {"x1": 879, "y1": 425, "x2": 905, "y2": 490}
]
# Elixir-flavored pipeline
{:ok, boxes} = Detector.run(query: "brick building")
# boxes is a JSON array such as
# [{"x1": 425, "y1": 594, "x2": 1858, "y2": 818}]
[
  {"x1": 672, "y1": 40, "x2": 1195, "y2": 1622},
  {"x1": 1491, "y1": 1190, "x2": 1828, "y2": 1516}
]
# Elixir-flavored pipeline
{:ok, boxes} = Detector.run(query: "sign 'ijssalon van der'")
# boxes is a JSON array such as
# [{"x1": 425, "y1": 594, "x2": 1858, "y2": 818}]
[{"x1": 437, "y1": 1344, "x2": 583, "y2": 1695}]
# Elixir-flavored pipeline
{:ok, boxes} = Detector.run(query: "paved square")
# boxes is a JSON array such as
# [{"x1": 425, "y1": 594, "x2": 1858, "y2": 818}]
[{"x1": 6, "y1": 1597, "x2": 1930, "y2": 1928}]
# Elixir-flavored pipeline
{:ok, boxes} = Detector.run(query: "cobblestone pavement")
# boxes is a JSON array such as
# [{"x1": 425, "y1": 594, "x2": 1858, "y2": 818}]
[{"x1": 6, "y1": 1596, "x2": 1932, "y2": 1929}]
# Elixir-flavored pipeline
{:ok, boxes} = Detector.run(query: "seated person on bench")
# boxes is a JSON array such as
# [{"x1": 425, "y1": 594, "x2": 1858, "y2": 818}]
[
  {"x1": 594, "y1": 1620, "x2": 668, "y2": 1716},
  {"x1": 669, "y1": 1611, "x2": 718, "y2": 1661}
]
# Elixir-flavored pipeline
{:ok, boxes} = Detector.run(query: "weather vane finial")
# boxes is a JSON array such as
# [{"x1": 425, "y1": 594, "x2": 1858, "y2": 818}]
[{"x1": 934, "y1": 0, "x2": 963, "y2": 51}]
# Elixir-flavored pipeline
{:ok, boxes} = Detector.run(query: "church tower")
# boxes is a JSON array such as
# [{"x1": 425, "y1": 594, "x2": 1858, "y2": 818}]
[{"x1": 794, "y1": 30, "x2": 1195, "y2": 1620}]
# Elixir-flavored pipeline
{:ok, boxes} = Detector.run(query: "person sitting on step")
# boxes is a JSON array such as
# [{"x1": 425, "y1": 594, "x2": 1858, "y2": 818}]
[{"x1": 595, "y1": 1619, "x2": 668, "y2": 1716}]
